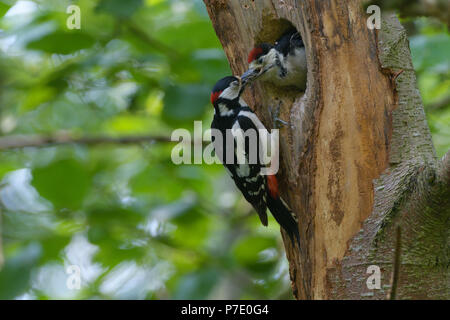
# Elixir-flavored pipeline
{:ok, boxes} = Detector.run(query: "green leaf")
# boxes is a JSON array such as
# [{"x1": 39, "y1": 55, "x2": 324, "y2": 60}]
[
  {"x1": 0, "y1": 162, "x2": 19, "y2": 181},
  {"x1": 96, "y1": 0, "x2": 143, "y2": 18},
  {"x1": 86, "y1": 205, "x2": 147, "y2": 265},
  {"x1": 2, "y1": 211, "x2": 54, "y2": 239},
  {"x1": 174, "y1": 269, "x2": 219, "y2": 299},
  {"x1": 170, "y1": 204, "x2": 212, "y2": 249},
  {"x1": 232, "y1": 235, "x2": 277, "y2": 274},
  {"x1": 31, "y1": 159, "x2": 91, "y2": 210},
  {"x1": 0, "y1": 243, "x2": 42, "y2": 299},
  {"x1": 40, "y1": 235, "x2": 71, "y2": 263},
  {"x1": 27, "y1": 31, "x2": 95, "y2": 54},
  {"x1": 20, "y1": 86, "x2": 57, "y2": 112},
  {"x1": 162, "y1": 84, "x2": 210, "y2": 123},
  {"x1": 86, "y1": 206, "x2": 145, "y2": 227},
  {"x1": 0, "y1": 1, "x2": 11, "y2": 18},
  {"x1": 410, "y1": 33, "x2": 450, "y2": 72},
  {"x1": 157, "y1": 20, "x2": 221, "y2": 52}
]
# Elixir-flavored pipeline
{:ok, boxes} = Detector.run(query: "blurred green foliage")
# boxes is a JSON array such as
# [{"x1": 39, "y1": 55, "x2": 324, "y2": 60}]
[
  {"x1": 0, "y1": 1, "x2": 448, "y2": 299},
  {"x1": 408, "y1": 18, "x2": 450, "y2": 156},
  {"x1": 0, "y1": 0, "x2": 291, "y2": 300}
]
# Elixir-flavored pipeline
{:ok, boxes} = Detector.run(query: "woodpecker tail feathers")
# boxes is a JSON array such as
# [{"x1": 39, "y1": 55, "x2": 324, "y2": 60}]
[{"x1": 267, "y1": 182, "x2": 300, "y2": 246}]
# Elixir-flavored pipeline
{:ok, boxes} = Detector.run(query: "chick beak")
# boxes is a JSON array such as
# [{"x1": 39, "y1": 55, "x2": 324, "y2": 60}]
[{"x1": 241, "y1": 68, "x2": 259, "y2": 84}]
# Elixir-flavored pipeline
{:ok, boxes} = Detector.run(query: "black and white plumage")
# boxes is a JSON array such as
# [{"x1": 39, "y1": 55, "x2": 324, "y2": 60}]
[
  {"x1": 210, "y1": 76, "x2": 300, "y2": 243},
  {"x1": 243, "y1": 29, "x2": 307, "y2": 89}
]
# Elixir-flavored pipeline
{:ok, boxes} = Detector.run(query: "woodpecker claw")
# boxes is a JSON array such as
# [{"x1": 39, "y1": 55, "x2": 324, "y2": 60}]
[
  {"x1": 275, "y1": 118, "x2": 290, "y2": 129},
  {"x1": 270, "y1": 105, "x2": 292, "y2": 129}
]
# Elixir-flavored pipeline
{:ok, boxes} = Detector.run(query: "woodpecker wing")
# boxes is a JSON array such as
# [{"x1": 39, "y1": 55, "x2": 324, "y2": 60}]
[
  {"x1": 211, "y1": 112, "x2": 267, "y2": 225},
  {"x1": 232, "y1": 110, "x2": 300, "y2": 242},
  {"x1": 229, "y1": 111, "x2": 269, "y2": 226},
  {"x1": 211, "y1": 105, "x2": 300, "y2": 243}
]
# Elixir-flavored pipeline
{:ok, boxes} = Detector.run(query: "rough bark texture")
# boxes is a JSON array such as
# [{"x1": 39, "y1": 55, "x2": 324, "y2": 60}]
[{"x1": 204, "y1": 0, "x2": 449, "y2": 299}]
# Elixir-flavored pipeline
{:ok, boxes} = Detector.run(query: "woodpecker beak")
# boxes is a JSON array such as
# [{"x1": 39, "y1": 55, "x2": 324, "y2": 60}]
[{"x1": 241, "y1": 68, "x2": 259, "y2": 84}]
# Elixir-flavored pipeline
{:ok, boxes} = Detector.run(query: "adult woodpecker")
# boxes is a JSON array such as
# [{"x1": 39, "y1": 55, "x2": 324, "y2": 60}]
[
  {"x1": 210, "y1": 75, "x2": 300, "y2": 243},
  {"x1": 243, "y1": 29, "x2": 307, "y2": 89}
]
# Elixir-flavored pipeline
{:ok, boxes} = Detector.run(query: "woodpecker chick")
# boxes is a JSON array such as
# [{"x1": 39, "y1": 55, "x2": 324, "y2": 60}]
[
  {"x1": 243, "y1": 30, "x2": 307, "y2": 89},
  {"x1": 210, "y1": 76, "x2": 300, "y2": 243}
]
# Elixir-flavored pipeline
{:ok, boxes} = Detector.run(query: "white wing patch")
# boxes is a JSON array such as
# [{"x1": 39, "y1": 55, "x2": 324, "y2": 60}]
[
  {"x1": 218, "y1": 103, "x2": 234, "y2": 116},
  {"x1": 248, "y1": 183, "x2": 265, "y2": 196},
  {"x1": 237, "y1": 111, "x2": 267, "y2": 131}
]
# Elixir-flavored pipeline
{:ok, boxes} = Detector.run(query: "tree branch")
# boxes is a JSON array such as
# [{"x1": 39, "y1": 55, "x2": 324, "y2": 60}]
[
  {"x1": 124, "y1": 21, "x2": 179, "y2": 59},
  {"x1": 0, "y1": 133, "x2": 177, "y2": 150}
]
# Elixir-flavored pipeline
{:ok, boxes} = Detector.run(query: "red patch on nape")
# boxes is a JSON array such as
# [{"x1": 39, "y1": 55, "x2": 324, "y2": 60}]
[
  {"x1": 248, "y1": 47, "x2": 263, "y2": 63},
  {"x1": 210, "y1": 91, "x2": 222, "y2": 104},
  {"x1": 267, "y1": 175, "x2": 279, "y2": 199}
]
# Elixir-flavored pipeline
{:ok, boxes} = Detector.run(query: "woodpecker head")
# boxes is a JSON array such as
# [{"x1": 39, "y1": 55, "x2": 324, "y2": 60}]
[
  {"x1": 211, "y1": 76, "x2": 248, "y2": 105},
  {"x1": 242, "y1": 43, "x2": 279, "y2": 83},
  {"x1": 210, "y1": 76, "x2": 251, "y2": 116}
]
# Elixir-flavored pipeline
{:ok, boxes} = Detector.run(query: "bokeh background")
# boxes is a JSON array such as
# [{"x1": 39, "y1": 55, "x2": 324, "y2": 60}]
[{"x1": 0, "y1": 0, "x2": 448, "y2": 299}]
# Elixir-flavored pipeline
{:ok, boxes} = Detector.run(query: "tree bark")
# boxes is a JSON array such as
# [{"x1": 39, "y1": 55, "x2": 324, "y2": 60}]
[{"x1": 203, "y1": 0, "x2": 449, "y2": 299}]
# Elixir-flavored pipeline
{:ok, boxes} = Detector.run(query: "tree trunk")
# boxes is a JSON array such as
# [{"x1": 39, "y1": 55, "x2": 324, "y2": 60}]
[{"x1": 203, "y1": 0, "x2": 449, "y2": 299}]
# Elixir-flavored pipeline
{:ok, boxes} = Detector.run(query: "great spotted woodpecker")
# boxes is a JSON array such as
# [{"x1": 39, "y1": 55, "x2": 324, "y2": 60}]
[
  {"x1": 243, "y1": 29, "x2": 307, "y2": 89},
  {"x1": 210, "y1": 75, "x2": 300, "y2": 243}
]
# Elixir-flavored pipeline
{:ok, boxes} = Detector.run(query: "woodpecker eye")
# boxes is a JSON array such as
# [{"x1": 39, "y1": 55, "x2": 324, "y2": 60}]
[{"x1": 257, "y1": 57, "x2": 263, "y2": 64}]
